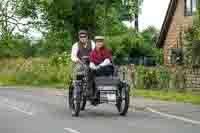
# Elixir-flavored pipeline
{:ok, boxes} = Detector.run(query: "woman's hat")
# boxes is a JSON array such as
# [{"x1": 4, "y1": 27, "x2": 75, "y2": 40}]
[{"x1": 95, "y1": 36, "x2": 105, "y2": 41}]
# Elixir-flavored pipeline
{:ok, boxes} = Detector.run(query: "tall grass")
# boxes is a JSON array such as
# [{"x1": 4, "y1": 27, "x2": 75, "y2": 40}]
[
  {"x1": 0, "y1": 57, "x2": 73, "y2": 89},
  {"x1": 133, "y1": 89, "x2": 200, "y2": 105}
]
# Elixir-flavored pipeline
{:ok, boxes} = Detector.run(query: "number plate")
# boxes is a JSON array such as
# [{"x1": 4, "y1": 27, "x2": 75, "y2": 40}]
[{"x1": 107, "y1": 94, "x2": 116, "y2": 101}]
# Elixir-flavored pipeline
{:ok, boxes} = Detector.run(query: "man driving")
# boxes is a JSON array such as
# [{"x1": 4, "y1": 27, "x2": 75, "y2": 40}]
[
  {"x1": 71, "y1": 30, "x2": 95, "y2": 64},
  {"x1": 71, "y1": 30, "x2": 95, "y2": 82}
]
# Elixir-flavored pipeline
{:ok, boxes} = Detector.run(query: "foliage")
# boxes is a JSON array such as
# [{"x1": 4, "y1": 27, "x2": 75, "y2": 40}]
[
  {"x1": 33, "y1": 31, "x2": 72, "y2": 57},
  {"x1": 120, "y1": 0, "x2": 143, "y2": 22},
  {"x1": 0, "y1": 57, "x2": 73, "y2": 88},
  {"x1": 0, "y1": 0, "x2": 146, "y2": 59},
  {"x1": 136, "y1": 66, "x2": 158, "y2": 89},
  {"x1": 141, "y1": 26, "x2": 159, "y2": 48},
  {"x1": 153, "y1": 48, "x2": 164, "y2": 65},
  {"x1": 133, "y1": 89, "x2": 200, "y2": 105},
  {"x1": 106, "y1": 29, "x2": 144, "y2": 59},
  {"x1": 0, "y1": 0, "x2": 33, "y2": 36},
  {"x1": 183, "y1": 30, "x2": 193, "y2": 65},
  {"x1": 0, "y1": 34, "x2": 35, "y2": 58},
  {"x1": 134, "y1": 66, "x2": 186, "y2": 90},
  {"x1": 0, "y1": 0, "x2": 165, "y2": 89},
  {"x1": 135, "y1": 66, "x2": 171, "y2": 89},
  {"x1": 184, "y1": 4, "x2": 200, "y2": 66},
  {"x1": 157, "y1": 66, "x2": 171, "y2": 89},
  {"x1": 95, "y1": 5, "x2": 128, "y2": 36},
  {"x1": 50, "y1": 52, "x2": 71, "y2": 66},
  {"x1": 12, "y1": 0, "x2": 142, "y2": 38},
  {"x1": 105, "y1": 26, "x2": 161, "y2": 65}
]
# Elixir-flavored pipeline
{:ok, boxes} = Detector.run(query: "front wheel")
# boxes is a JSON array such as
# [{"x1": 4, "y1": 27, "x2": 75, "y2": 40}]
[
  {"x1": 68, "y1": 84, "x2": 81, "y2": 117},
  {"x1": 80, "y1": 95, "x2": 87, "y2": 110},
  {"x1": 116, "y1": 85, "x2": 130, "y2": 116}
]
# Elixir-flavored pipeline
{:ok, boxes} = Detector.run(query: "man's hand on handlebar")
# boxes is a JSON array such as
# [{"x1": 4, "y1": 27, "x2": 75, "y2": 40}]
[{"x1": 78, "y1": 59, "x2": 84, "y2": 64}]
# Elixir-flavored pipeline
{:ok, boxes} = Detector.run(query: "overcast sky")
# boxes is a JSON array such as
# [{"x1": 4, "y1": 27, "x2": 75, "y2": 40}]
[{"x1": 125, "y1": 0, "x2": 170, "y2": 30}]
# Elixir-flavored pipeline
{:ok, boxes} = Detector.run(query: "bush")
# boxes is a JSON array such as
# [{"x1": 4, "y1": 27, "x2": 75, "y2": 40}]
[
  {"x1": 135, "y1": 66, "x2": 146, "y2": 89},
  {"x1": 105, "y1": 28, "x2": 162, "y2": 65},
  {"x1": 157, "y1": 66, "x2": 171, "y2": 89},
  {"x1": 106, "y1": 29, "x2": 144, "y2": 61},
  {"x1": 0, "y1": 56, "x2": 73, "y2": 88},
  {"x1": 135, "y1": 66, "x2": 171, "y2": 89},
  {"x1": 33, "y1": 31, "x2": 72, "y2": 57},
  {"x1": 184, "y1": 6, "x2": 200, "y2": 66},
  {"x1": 136, "y1": 66, "x2": 158, "y2": 89}
]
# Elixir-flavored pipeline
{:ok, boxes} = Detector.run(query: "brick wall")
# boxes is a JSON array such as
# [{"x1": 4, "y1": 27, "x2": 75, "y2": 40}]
[{"x1": 163, "y1": 0, "x2": 193, "y2": 65}]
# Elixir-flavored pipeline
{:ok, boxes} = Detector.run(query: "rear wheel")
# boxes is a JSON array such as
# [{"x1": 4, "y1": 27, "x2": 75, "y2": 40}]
[{"x1": 116, "y1": 85, "x2": 130, "y2": 116}]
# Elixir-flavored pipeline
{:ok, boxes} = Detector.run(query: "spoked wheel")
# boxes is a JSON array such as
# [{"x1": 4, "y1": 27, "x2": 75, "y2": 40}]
[
  {"x1": 80, "y1": 95, "x2": 87, "y2": 111},
  {"x1": 116, "y1": 85, "x2": 130, "y2": 116},
  {"x1": 68, "y1": 85, "x2": 81, "y2": 117}
]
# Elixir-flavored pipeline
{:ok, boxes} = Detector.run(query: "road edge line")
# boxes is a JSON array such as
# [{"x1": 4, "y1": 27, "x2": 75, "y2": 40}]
[
  {"x1": 146, "y1": 107, "x2": 200, "y2": 125},
  {"x1": 64, "y1": 128, "x2": 81, "y2": 133}
]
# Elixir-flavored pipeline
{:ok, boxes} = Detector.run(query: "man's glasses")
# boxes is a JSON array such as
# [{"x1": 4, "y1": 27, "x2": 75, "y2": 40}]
[{"x1": 79, "y1": 35, "x2": 87, "y2": 38}]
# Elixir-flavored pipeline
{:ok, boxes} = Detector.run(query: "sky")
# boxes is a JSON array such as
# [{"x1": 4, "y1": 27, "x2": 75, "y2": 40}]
[
  {"x1": 124, "y1": 0, "x2": 170, "y2": 31},
  {"x1": 31, "y1": 0, "x2": 171, "y2": 39}
]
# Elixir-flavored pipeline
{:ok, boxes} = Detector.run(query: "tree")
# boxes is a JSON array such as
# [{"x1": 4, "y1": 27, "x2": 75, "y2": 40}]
[
  {"x1": 120, "y1": 0, "x2": 143, "y2": 30},
  {"x1": 0, "y1": 0, "x2": 35, "y2": 41},
  {"x1": 183, "y1": 3, "x2": 200, "y2": 66},
  {"x1": 141, "y1": 26, "x2": 159, "y2": 48},
  {"x1": 15, "y1": 0, "x2": 142, "y2": 38}
]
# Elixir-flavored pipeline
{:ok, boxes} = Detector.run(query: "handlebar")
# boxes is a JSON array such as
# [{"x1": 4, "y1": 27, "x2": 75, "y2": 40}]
[
  {"x1": 81, "y1": 56, "x2": 89, "y2": 59},
  {"x1": 81, "y1": 56, "x2": 90, "y2": 65}
]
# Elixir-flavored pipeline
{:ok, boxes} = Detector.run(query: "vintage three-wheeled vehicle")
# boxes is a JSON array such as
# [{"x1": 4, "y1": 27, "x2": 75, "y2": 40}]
[{"x1": 68, "y1": 56, "x2": 130, "y2": 117}]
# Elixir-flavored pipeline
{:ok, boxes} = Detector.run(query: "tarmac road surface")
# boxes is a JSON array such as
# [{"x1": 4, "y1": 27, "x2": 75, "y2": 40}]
[{"x1": 0, "y1": 87, "x2": 199, "y2": 133}]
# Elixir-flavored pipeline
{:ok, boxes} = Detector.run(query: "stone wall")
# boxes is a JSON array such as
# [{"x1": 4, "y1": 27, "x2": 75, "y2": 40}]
[
  {"x1": 124, "y1": 65, "x2": 200, "y2": 91},
  {"x1": 185, "y1": 68, "x2": 200, "y2": 89}
]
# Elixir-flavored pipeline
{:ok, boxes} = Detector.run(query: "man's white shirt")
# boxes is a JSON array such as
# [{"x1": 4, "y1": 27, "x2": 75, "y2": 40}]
[{"x1": 71, "y1": 40, "x2": 95, "y2": 62}]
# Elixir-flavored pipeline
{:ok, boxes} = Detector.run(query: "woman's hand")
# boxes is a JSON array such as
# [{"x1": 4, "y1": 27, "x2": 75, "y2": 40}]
[{"x1": 89, "y1": 62, "x2": 97, "y2": 70}]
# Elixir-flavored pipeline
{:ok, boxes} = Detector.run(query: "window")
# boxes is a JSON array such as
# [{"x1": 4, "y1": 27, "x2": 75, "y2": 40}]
[
  {"x1": 168, "y1": 48, "x2": 183, "y2": 65},
  {"x1": 192, "y1": 0, "x2": 197, "y2": 12},
  {"x1": 185, "y1": 0, "x2": 197, "y2": 16}
]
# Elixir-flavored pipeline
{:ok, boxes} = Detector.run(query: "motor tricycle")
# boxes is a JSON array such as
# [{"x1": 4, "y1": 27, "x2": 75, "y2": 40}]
[{"x1": 68, "y1": 56, "x2": 130, "y2": 117}]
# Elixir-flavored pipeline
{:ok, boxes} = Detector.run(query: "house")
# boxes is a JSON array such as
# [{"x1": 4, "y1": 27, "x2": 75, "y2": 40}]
[{"x1": 157, "y1": 0, "x2": 198, "y2": 65}]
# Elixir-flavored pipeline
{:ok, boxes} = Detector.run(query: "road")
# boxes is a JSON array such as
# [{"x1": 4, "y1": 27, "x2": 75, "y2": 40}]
[{"x1": 0, "y1": 88, "x2": 199, "y2": 133}]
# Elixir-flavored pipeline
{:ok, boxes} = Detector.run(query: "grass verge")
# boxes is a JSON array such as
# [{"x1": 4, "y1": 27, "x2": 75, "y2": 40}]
[
  {"x1": 0, "y1": 58, "x2": 72, "y2": 89},
  {"x1": 132, "y1": 89, "x2": 200, "y2": 105},
  {"x1": 0, "y1": 83, "x2": 66, "y2": 90}
]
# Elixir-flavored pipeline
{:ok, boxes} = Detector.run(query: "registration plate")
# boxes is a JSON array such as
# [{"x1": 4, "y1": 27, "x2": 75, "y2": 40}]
[{"x1": 107, "y1": 94, "x2": 116, "y2": 101}]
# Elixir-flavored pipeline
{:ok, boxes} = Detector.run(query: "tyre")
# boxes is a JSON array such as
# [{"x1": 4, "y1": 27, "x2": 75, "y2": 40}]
[
  {"x1": 116, "y1": 85, "x2": 130, "y2": 116},
  {"x1": 80, "y1": 95, "x2": 87, "y2": 111},
  {"x1": 68, "y1": 85, "x2": 73, "y2": 109},
  {"x1": 69, "y1": 84, "x2": 81, "y2": 117}
]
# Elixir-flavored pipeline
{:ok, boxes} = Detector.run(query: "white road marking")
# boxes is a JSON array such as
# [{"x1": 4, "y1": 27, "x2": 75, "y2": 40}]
[
  {"x1": 64, "y1": 128, "x2": 81, "y2": 133},
  {"x1": 146, "y1": 107, "x2": 200, "y2": 125},
  {"x1": 6, "y1": 104, "x2": 34, "y2": 116},
  {"x1": 0, "y1": 98, "x2": 34, "y2": 116}
]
